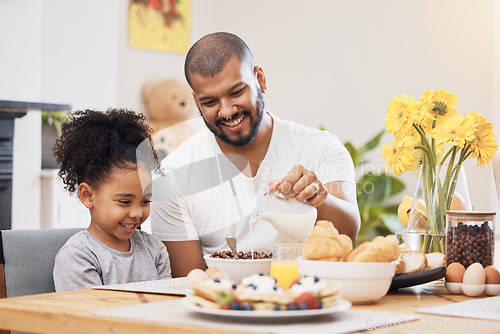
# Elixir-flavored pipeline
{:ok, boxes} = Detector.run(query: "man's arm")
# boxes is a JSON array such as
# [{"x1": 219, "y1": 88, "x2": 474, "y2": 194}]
[
  {"x1": 316, "y1": 181, "x2": 360, "y2": 242},
  {"x1": 163, "y1": 240, "x2": 206, "y2": 277}
]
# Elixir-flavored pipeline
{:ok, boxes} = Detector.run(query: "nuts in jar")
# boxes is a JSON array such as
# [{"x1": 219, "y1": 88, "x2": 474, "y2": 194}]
[{"x1": 446, "y1": 211, "x2": 496, "y2": 268}]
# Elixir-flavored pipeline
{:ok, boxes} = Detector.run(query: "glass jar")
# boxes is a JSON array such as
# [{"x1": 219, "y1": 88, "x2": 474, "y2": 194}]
[{"x1": 446, "y1": 211, "x2": 496, "y2": 268}]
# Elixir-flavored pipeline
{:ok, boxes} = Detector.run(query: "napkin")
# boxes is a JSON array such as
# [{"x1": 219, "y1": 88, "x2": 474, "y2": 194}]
[
  {"x1": 93, "y1": 277, "x2": 186, "y2": 295},
  {"x1": 94, "y1": 298, "x2": 419, "y2": 334},
  {"x1": 417, "y1": 296, "x2": 500, "y2": 321}
]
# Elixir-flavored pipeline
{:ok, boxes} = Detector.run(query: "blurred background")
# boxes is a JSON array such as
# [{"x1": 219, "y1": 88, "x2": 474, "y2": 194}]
[{"x1": 0, "y1": 0, "x2": 498, "y2": 235}]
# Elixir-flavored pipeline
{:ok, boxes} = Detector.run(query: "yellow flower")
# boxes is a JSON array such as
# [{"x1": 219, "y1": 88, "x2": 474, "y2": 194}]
[
  {"x1": 467, "y1": 112, "x2": 498, "y2": 167},
  {"x1": 419, "y1": 89, "x2": 459, "y2": 131},
  {"x1": 383, "y1": 89, "x2": 498, "y2": 255},
  {"x1": 410, "y1": 147, "x2": 424, "y2": 175},
  {"x1": 382, "y1": 138, "x2": 416, "y2": 176},
  {"x1": 431, "y1": 114, "x2": 477, "y2": 149},
  {"x1": 409, "y1": 144, "x2": 445, "y2": 174},
  {"x1": 385, "y1": 94, "x2": 423, "y2": 137}
]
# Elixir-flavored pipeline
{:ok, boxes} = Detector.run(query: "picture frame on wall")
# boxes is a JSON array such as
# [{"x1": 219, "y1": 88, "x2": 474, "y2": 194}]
[{"x1": 129, "y1": 0, "x2": 191, "y2": 53}]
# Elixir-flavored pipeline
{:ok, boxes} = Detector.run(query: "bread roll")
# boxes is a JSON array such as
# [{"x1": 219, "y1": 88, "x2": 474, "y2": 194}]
[
  {"x1": 397, "y1": 251, "x2": 428, "y2": 274},
  {"x1": 347, "y1": 235, "x2": 400, "y2": 262},
  {"x1": 425, "y1": 252, "x2": 446, "y2": 269}
]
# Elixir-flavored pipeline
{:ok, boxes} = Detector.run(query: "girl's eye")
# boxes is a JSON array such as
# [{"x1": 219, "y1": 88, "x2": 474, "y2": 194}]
[
  {"x1": 142, "y1": 199, "x2": 152, "y2": 205},
  {"x1": 119, "y1": 200, "x2": 131, "y2": 205}
]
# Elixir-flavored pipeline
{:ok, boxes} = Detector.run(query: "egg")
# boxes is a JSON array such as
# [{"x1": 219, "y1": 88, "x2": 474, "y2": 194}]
[
  {"x1": 445, "y1": 262, "x2": 466, "y2": 283},
  {"x1": 484, "y1": 266, "x2": 500, "y2": 284},
  {"x1": 462, "y1": 263, "x2": 486, "y2": 285}
]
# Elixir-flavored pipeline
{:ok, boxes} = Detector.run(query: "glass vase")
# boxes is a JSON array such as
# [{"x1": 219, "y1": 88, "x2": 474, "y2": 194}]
[{"x1": 405, "y1": 164, "x2": 472, "y2": 254}]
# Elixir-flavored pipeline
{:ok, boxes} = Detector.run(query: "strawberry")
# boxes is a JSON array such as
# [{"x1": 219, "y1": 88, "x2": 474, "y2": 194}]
[
  {"x1": 289, "y1": 278, "x2": 300, "y2": 288},
  {"x1": 294, "y1": 292, "x2": 320, "y2": 310}
]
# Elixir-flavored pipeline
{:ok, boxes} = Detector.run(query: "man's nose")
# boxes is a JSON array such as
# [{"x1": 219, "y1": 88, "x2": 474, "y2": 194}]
[{"x1": 218, "y1": 99, "x2": 237, "y2": 119}]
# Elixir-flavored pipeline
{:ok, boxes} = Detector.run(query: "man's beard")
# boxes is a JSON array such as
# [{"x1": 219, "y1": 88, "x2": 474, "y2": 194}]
[{"x1": 201, "y1": 89, "x2": 265, "y2": 147}]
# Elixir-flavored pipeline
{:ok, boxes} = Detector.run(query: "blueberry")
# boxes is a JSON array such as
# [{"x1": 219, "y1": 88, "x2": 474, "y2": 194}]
[
  {"x1": 287, "y1": 304, "x2": 297, "y2": 311},
  {"x1": 273, "y1": 285, "x2": 278, "y2": 291},
  {"x1": 258, "y1": 272, "x2": 265, "y2": 276},
  {"x1": 297, "y1": 281, "x2": 302, "y2": 285},
  {"x1": 213, "y1": 278, "x2": 221, "y2": 283},
  {"x1": 298, "y1": 303, "x2": 307, "y2": 310},
  {"x1": 230, "y1": 302, "x2": 239, "y2": 310},
  {"x1": 231, "y1": 283, "x2": 237, "y2": 289},
  {"x1": 314, "y1": 276, "x2": 320, "y2": 283},
  {"x1": 249, "y1": 283, "x2": 257, "y2": 290},
  {"x1": 274, "y1": 305, "x2": 281, "y2": 311},
  {"x1": 244, "y1": 305, "x2": 254, "y2": 311}
]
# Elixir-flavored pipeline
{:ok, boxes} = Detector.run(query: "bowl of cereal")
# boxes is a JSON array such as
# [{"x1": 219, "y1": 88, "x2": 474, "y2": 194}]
[{"x1": 204, "y1": 251, "x2": 273, "y2": 283}]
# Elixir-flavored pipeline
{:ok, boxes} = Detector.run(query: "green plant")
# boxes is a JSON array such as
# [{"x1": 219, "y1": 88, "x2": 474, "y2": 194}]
[
  {"x1": 42, "y1": 111, "x2": 67, "y2": 135},
  {"x1": 344, "y1": 130, "x2": 406, "y2": 246}
]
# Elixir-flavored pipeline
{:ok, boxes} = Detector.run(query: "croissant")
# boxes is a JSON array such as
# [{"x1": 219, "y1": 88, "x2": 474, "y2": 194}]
[
  {"x1": 347, "y1": 235, "x2": 400, "y2": 262},
  {"x1": 302, "y1": 221, "x2": 352, "y2": 261}
]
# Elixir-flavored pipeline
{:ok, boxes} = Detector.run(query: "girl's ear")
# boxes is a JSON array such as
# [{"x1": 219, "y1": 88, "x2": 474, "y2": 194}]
[{"x1": 78, "y1": 182, "x2": 94, "y2": 209}]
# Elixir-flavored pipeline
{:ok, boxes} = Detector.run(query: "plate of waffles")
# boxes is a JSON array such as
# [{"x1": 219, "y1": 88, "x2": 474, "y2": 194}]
[
  {"x1": 181, "y1": 297, "x2": 352, "y2": 320},
  {"x1": 184, "y1": 270, "x2": 351, "y2": 320}
]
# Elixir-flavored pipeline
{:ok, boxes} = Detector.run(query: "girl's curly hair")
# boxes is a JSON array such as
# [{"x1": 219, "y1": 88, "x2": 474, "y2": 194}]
[{"x1": 53, "y1": 108, "x2": 160, "y2": 194}]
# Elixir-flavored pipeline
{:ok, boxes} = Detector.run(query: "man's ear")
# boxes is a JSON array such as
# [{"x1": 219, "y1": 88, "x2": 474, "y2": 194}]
[
  {"x1": 254, "y1": 66, "x2": 267, "y2": 93},
  {"x1": 192, "y1": 92, "x2": 200, "y2": 110},
  {"x1": 78, "y1": 182, "x2": 94, "y2": 209}
]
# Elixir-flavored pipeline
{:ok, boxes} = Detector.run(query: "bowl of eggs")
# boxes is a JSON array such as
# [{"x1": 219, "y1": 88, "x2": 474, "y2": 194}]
[{"x1": 445, "y1": 262, "x2": 500, "y2": 296}]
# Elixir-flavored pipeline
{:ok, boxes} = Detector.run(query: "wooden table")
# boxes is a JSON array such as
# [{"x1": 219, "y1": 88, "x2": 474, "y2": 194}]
[{"x1": 0, "y1": 282, "x2": 498, "y2": 334}]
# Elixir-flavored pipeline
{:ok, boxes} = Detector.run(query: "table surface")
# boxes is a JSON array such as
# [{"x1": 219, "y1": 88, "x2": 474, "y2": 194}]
[{"x1": 0, "y1": 281, "x2": 498, "y2": 334}]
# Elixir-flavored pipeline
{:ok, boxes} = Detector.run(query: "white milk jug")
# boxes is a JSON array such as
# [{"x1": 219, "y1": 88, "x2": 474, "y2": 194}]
[{"x1": 251, "y1": 192, "x2": 317, "y2": 241}]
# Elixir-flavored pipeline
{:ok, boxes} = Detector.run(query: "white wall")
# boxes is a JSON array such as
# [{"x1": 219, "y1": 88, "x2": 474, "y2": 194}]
[
  {"x1": 41, "y1": 0, "x2": 120, "y2": 111},
  {"x1": 493, "y1": 0, "x2": 500, "y2": 225},
  {"x1": 209, "y1": 0, "x2": 497, "y2": 211},
  {"x1": 1, "y1": 0, "x2": 498, "y2": 230},
  {"x1": 0, "y1": 0, "x2": 43, "y2": 229}
]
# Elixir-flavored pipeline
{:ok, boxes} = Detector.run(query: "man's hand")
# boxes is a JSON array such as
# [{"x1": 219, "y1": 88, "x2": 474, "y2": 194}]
[{"x1": 269, "y1": 164, "x2": 327, "y2": 208}]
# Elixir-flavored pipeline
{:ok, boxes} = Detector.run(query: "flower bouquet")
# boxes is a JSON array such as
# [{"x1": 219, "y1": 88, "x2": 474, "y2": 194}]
[{"x1": 382, "y1": 89, "x2": 498, "y2": 253}]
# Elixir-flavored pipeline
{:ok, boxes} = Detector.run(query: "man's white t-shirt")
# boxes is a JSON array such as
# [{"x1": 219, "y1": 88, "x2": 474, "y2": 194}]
[{"x1": 150, "y1": 112, "x2": 355, "y2": 256}]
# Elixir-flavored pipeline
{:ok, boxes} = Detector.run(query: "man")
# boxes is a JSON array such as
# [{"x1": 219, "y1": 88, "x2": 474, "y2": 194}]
[{"x1": 151, "y1": 32, "x2": 360, "y2": 277}]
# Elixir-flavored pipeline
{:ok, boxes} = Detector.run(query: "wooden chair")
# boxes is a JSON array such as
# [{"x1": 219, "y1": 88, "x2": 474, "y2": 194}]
[{"x1": 0, "y1": 228, "x2": 82, "y2": 299}]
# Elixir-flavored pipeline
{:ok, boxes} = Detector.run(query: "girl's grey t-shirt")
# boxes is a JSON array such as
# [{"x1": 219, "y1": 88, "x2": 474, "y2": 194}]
[{"x1": 53, "y1": 229, "x2": 171, "y2": 292}]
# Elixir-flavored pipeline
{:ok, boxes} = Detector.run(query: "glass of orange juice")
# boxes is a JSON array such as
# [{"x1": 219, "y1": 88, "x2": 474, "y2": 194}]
[{"x1": 270, "y1": 243, "x2": 303, "y2": 288}]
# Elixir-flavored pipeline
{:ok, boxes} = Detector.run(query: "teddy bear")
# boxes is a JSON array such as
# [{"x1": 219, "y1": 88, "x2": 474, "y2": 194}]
[{"x1": 141, "y1": 79, "x2": 203, "y2": 160}]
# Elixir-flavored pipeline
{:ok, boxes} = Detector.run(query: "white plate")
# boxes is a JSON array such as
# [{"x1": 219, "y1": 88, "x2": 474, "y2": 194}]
[{"x1": 181, "y1": 297, "x2": 351, "y2": 320}]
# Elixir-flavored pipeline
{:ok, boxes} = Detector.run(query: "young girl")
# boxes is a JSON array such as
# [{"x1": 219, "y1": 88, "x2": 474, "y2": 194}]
[{"x1": 52, "y1": 108, "x2": 171, "y2": 291}]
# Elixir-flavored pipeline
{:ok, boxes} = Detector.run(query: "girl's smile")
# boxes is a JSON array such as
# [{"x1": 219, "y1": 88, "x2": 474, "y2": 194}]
[{"x1": 84, "y1": 164, "x2": 152, "y2": 252}]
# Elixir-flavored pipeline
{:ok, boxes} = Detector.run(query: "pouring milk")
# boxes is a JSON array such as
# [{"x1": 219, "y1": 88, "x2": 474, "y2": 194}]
[{"x1": 250, "y1": 192, "x2": 317, "y2": 241}]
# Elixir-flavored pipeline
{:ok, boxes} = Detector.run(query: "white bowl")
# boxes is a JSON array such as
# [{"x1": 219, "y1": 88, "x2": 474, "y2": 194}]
[
  {"x1": 204, "y1": 254, "x2": 272, "y2": 282},
  {"x1": 485, "y1": 284, "x2": 500, "y2": 296},
  {"x1": 461, "y1": 284, "x2": 485, "y2": 297},
  {"x1": 445, "y1": 282, "x2": 463, "y2": 294},
  {"x1": 297, "y1": 258, "x2": 396, "y2": 304}
]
